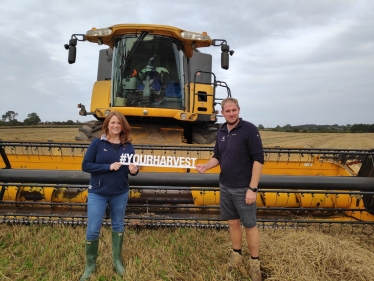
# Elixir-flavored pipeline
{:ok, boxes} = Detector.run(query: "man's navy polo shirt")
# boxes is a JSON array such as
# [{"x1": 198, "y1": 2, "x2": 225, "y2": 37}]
[{"x1": 213, "y1": 118, "x2": 264, "y2": 188}]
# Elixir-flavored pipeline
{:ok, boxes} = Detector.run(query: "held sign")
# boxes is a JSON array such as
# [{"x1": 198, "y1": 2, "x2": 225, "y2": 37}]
[{"x1": 120, "y1": 153, "x2": 197, "y2": 169}]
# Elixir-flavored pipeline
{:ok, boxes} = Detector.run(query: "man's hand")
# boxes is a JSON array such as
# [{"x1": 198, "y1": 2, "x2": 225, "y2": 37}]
[
  {"x1": 245, "y1": 189, "x2": 257, "y2": 205},
  {"x1": 196, "y1": 158, "x2": 219, "y2": 174},
  {"x1": 195, "y1": 164, "x2": 208, "y2": 174}
]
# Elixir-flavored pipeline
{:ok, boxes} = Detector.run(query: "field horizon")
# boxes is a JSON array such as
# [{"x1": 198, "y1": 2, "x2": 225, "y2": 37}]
[{"x1": 1, "y1": 127, "x2": 374, "y2": 150}]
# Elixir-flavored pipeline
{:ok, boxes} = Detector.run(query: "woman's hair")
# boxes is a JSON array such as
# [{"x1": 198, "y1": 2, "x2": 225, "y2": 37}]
[{"x1": 101, "y1": 111, "x2": 132, "y2": 143}]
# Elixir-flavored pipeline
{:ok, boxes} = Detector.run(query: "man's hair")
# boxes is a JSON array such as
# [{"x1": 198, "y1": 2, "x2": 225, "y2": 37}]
[{"x1": 221, "y1": 97, "x2": 239, "y2": 110}]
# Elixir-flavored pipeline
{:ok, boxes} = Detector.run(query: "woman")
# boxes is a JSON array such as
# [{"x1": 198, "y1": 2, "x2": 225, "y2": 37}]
[{"x1": 80, "y1": 111, "x2": 139, "y2": 281}]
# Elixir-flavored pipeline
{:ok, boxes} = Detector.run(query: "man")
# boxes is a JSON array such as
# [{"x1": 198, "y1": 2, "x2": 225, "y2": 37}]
[{"x1": 196, "y1": 97, "x2": 264, "y2": 281}]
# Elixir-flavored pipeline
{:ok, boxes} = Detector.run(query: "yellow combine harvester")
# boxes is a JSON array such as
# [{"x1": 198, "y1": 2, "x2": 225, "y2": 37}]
[{"x1": 0, "y1": 23, "x2": 373, "y2": 226}]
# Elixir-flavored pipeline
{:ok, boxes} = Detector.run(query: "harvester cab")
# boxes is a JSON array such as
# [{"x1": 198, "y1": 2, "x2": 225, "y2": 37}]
[{"x1": 64, "y1": 24, "x2": 235, "y2": 143}]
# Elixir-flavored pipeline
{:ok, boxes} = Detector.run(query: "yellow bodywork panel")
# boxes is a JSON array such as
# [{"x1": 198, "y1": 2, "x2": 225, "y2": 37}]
[
  {"x1": 263, "y1": 154, "x2": 353, "y2": 176},
  {"x1": 189, "y1": 83, "x2": 215, "y2": 114},
  {"x1": 86, "y1": 24, "x2": 212, "y2": 58},
  {"x1": 1, "y1": 146, "x2": 85, "y2": 170},
  {"x1": 2, "y1": 146, "x2": 354, "y2": 175},
  {"x1": 111, "y1": 107, "x2": 195, "y2": 121},
  {"x1": 3, "y1": 185, "x2": 88, "y2": 209},
  {"x1": 2, "y1": 186, "x2": 18, "y2": 201},
  {"x1": 192, "y1": 191, "x2": 357, "y2": 212},
  {"x1": 346, "y1": 197, "x2": 374, "y2": 221},
  {"x1": 90, "y1": 80, "x2": 111, "y2": 113},
  {"x1": 259, "y1": 192, "x2": 299, "y2": 207},
  {"x1": 89, "y1": 80, "x2": 210, "y2": 122}
]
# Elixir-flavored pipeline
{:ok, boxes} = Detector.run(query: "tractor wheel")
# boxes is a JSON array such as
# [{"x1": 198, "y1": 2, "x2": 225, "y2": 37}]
[
  {"x1": 75, "y1": 120, "x2": 103, "y2": 141},
  {"x1": 192, "y1": 124, "x2": 219, "y2": 144}
]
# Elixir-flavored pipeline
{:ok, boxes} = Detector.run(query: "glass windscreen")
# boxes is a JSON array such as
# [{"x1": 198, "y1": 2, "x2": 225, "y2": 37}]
[{"x1": 112, "y1": 35, "x2": 184, "y2": 109}]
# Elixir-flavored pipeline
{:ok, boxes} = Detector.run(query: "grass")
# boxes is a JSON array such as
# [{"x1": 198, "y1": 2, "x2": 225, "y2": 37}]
[{"x1": 0, "y1": 224, "x2": 373, "y2": 281}]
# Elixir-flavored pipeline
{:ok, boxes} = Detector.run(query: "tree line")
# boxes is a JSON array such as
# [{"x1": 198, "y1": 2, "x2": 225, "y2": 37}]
[
  {"x1": 1, "y1": 111, "x2": 80, "y2": 126},
  {"x1": 2, "y1": 111, "x2": 373, "y2": 133},
  {"x1": 258, "y1": 123, "x2": 374, "y2": 133}
]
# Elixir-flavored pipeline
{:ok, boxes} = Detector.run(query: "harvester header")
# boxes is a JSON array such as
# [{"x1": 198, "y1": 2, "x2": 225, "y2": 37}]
[{"x1": 1, "y1": 141, "x2": 374, "y2": 226}]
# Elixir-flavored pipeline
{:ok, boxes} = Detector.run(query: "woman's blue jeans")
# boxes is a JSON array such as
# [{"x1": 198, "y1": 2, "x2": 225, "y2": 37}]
[{"x1": 86, "y1": 191, "x2": 129, "y2": 240}]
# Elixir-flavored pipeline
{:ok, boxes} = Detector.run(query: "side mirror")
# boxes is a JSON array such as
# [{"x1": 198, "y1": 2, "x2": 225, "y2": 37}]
[
  {"x1": 68, "y1": 46, "x2": 76, "y2": 64},
  {"x1": 67, "y1": 38, "x2": 77, "y2": 64},
  {"x1": 221, "y1": 52, "x2": 229, "y2": 70},
  {"x1": 221, "y1": 44, "x2": 230, "y2": 70}
]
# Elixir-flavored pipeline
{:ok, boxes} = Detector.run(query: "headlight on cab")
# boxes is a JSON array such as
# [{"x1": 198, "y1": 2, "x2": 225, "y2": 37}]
[
  {"x1": 181, "y1": 31, "x2": 211, "y2": 41},
  {"x1": 86, "y1": 28, "x2": 112, "y2": 37}
]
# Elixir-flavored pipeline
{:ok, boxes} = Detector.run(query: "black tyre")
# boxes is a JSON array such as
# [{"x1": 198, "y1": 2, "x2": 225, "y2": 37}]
[
  {"x1": 75, "y1": 120, "x2": 103, "y2": 141},
  {"x1": 192, "y1": 124, "x2": 219, "y2": 144},
  {"x1": 363, "y1": 195, "x2": 374, "y2": 215}
]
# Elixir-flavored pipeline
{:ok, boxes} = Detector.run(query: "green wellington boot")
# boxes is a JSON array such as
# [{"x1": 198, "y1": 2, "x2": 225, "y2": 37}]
[
  {"x1": 112, "y1": 231, "x2": 126, "y2": 276},
  {"x1": 80, "y1": 239, "x2": 99, "y2": 281}
]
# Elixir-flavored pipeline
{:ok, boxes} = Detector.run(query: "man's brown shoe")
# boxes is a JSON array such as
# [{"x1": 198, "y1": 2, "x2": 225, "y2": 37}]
[
  {"x1": 249, "y1": 259, "x2": 262, "y2": 281},
  {"x1": 227, "y1": 251, "x2": 243, "y2": 269}
]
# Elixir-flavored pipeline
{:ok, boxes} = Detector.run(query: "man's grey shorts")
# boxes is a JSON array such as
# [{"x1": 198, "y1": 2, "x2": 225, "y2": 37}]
[{"x1": 220, "y1": 183, "x2": 257, "y2": 228}]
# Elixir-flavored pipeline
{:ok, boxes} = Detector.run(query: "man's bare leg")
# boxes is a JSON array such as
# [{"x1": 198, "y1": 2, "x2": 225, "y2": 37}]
[
  {"x1": 228, "y1": 219, "x2": 242, "y2": 249},
  {"x1": 246, "y1": 226, "x2": 262, "y2": 281},
  {"x1": 227, "y1": 219, "x2": 244, "y2": 269},
  {"x1": 245, "y1": 225, "x2": 260, "y2": 257}
]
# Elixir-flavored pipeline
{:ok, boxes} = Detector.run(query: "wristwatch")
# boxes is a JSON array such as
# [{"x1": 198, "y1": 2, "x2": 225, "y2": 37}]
[{"x1": 248, "y1": 187, "x2": 258, "y2": 192}]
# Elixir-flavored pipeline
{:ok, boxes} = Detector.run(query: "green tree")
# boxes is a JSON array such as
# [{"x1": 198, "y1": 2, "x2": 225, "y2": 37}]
[
  {"x1": 283, "y1": 124, "x2": 293, "y2": 131},
  {"x1": 258, "y1": 124, "x2": 265, "y2": 130},
  {"x1": 24, "y1": 113, "x2": 41, "y2": 125},
  {"x1": 2, "y1": 111, "x2": 18, "y2": 122}
]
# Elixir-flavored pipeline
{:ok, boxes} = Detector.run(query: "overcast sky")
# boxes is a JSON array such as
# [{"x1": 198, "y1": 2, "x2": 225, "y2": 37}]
[{"x1": 0, "y1": 0, "x2": 373, "y2": 128}]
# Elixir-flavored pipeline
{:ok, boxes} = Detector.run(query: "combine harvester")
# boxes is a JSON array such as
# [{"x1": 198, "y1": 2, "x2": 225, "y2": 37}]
[{"x1": 0, "y1": 24, "x2": 373, "y2": 227}]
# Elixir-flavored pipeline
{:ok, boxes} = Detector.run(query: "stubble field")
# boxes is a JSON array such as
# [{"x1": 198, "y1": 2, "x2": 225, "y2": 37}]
[
  {"x1": 1, "y1": 126, "x2": 374, "y2": 149},
  {"x1": 0, "y1": 127, "x2": 373, "y2": 281}
]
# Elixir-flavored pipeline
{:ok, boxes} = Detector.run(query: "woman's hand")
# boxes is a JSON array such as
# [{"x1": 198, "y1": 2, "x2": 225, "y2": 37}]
[
  {"x1": 110, "y1": 162, "x2": 122, "y2": 171},
  {"x1": 129, "y1": 163, "x2": 138, "y2": 174}
]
